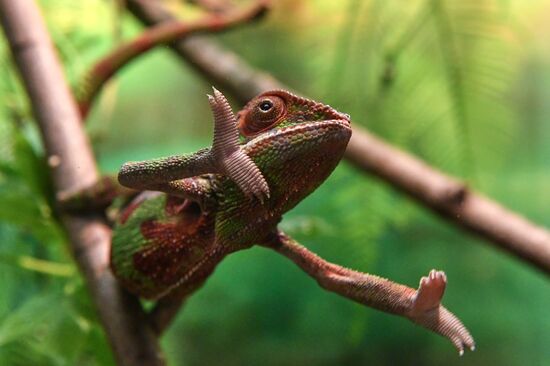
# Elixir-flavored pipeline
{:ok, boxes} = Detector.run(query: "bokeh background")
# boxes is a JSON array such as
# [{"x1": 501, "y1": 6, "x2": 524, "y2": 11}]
[{"x1": 1, "y1": 0, "x2": 549, "y2": 365}]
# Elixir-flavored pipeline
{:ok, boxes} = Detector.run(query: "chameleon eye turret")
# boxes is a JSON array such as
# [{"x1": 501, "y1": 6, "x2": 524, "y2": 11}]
[{"x1": 238, "y1": 95, "x2": 286, "y2": 136}]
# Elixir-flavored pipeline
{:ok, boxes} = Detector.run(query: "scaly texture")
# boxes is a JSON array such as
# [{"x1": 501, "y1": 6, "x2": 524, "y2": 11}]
[
  {"x1": 265, "y1": 232, "x2": 475, "y2": 355},
  {"x1": 112, "y1": 189, "x2": 218, "y2": 299},
  {"x1": 209, "y1": 87, "x2": 269, "y2": 201}
]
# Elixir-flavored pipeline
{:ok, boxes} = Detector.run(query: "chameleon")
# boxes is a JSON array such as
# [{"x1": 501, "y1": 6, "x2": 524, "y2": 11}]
[{"x1": 108, "y1": 88, "x2": 474, "y2": 354}]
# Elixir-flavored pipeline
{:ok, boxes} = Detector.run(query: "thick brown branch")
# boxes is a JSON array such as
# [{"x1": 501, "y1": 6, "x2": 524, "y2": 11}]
[
  {"x1": 0, "y1": 1, "x2": 164, "y2": 365},
  {"x1": 79, "y1": 0, "x2": 269, "y2": 117},
  {"x1": 346, "y1": 129, "x2": 550, "y2": 273},
  {"x1": 127, "y1": 0, "x2": 550, "y2": 277}
]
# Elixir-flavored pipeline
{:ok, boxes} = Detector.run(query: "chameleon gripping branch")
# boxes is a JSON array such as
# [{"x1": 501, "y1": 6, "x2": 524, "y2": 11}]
[
  {"x1": 125, "y1": 0, "x2": 550, "y2": 276},
  {"x1": 0, "y1": 1, "x2": 164, "y2": 365}
]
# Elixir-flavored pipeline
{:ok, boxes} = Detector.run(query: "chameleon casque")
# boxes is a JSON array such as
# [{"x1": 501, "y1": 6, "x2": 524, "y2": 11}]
[{"x1": 109, "y1": 88, "x2": 474, "y2": 354}]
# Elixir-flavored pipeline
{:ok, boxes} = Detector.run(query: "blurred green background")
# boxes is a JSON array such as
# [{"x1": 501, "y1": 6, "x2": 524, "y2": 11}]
[{"x1": 1, "y1": 0, "x2": 549, "y2": 365}]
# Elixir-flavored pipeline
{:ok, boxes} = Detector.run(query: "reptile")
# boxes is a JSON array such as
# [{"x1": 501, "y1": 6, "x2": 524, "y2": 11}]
[{"x1": 100, "y1": 88, "x2": 474, "y2": 354}]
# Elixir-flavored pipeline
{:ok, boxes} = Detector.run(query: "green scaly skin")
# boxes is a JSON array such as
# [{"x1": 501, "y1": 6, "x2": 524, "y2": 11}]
[{"x1": 111, "y1": 90, "x2": 475, "y2": 354}]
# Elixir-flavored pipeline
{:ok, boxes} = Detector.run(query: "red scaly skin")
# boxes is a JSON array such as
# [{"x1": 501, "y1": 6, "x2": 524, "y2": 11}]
[{"x1": 111, "y1": 89, "x2": 475, "y2": 354}]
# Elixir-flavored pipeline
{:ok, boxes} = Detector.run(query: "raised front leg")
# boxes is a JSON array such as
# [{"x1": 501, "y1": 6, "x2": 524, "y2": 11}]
[
  {"x1": 118, "y1": 88, "x2": 269, "y2": 201},
  {"x1": 262, "y1": 230, "x2": 475, "y2": 355}
]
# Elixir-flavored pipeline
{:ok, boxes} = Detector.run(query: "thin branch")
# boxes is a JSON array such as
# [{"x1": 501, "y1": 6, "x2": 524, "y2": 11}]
[
  {"x1": 0, "y1": 1, "x2": 164, "y2": 365},
  {"x1": 126, "y1": 0, "x2": 550, "y2": 277},
  {"x1": 79, "y1": 0, "x2": 269, "y2": 117}
]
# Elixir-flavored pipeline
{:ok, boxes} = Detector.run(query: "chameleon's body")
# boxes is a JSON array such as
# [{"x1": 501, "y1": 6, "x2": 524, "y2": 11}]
[
  {"x1": 112, "y1": 91, "x2": 349, "y2": 298},
  {"x1": 109, "y1": 89, "x2": 474, "y2": 354}
]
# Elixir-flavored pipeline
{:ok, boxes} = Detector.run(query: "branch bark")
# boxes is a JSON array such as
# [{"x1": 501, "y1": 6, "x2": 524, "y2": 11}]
[
  {"x1": 126, "y1": 0, "x2": 550, "y2": 275},
  {"x1": 0, "y1": 1, "x2": 164, "y2": 365}
]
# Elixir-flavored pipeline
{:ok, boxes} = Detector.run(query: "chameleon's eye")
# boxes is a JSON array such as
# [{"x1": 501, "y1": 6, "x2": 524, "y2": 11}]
[
  {"x1": 259, "y1": 100, "x2": 273, "y2": 111},
  {"x1": 239, "y1": 96, "x2": 286, "y2": 136}
]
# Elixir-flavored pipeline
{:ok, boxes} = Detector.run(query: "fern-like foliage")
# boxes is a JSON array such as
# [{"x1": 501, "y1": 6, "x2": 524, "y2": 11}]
[
  {"x1": 292, "y1": 0, "x2": 521, "y2": 266},
  {"x1": 324, "y1": 0, "x2": 518, "y2": 180}
]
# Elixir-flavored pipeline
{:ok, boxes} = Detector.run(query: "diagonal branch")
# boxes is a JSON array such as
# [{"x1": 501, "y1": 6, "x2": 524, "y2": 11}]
[
  {"x1": 78, "y1": 0, "x2": 270, "y2": 117},
  {"x1": 0, "y1": 1, "x2": 164, "y2": 365},
  {"x1": 126, "y1": 0, "x2": 550, "y2": 277}
]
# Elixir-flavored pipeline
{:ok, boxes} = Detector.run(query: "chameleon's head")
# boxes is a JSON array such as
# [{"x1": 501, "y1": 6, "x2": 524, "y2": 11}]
[{"x1": 236, "y1": 90, "x2": 352, "y2": 212}]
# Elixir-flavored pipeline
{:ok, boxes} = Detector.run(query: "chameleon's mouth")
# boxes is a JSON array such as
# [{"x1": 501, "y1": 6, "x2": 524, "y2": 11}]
[{"x1": 242, "y1": 119, "x2": 352, "y2": 155}]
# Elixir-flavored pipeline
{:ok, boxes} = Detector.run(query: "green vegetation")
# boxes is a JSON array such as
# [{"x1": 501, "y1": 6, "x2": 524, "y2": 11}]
[{"x1": 0, "y1": 0, "x2": 549, "y2": 364}]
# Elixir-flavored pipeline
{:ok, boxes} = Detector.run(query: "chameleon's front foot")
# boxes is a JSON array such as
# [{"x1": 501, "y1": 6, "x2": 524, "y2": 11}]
[
  {"x1": 266, "y1": 231, "x2": 475, "y2": 355},
  {"x1": 406, "y1": 270, "x2": 475, "y2": 355},
  {"x1": 208, "y1": 88, "x2": 270, "y2": 202}
]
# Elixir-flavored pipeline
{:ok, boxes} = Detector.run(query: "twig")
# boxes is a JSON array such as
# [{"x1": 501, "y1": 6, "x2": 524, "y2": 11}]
[
  {"x1": 0, "y1": 1, "x2": 164, "y2": 365},
  {"x1": 79, "y1": 0, "x2": 269, "y2": 117},
  {"x1": 126, "y1": 0, "x2": 550, "y2": 277}
]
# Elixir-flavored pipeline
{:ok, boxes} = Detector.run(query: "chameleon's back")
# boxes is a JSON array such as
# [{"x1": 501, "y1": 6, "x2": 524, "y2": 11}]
[{"x1": 111, "y1": 191, "x2": 217, "y2": 299}]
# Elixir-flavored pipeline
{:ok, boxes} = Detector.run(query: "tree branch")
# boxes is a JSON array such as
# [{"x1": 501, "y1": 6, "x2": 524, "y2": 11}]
[
  {"x1": 126, "y1": 0, "x2": 550, "y2": 276},
  {"x1": 79, "y1": 0, "x2": 270, "y2": 117},
  {"x1": 0, "y1": 1, "x2": 164, "y2": 365}
]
